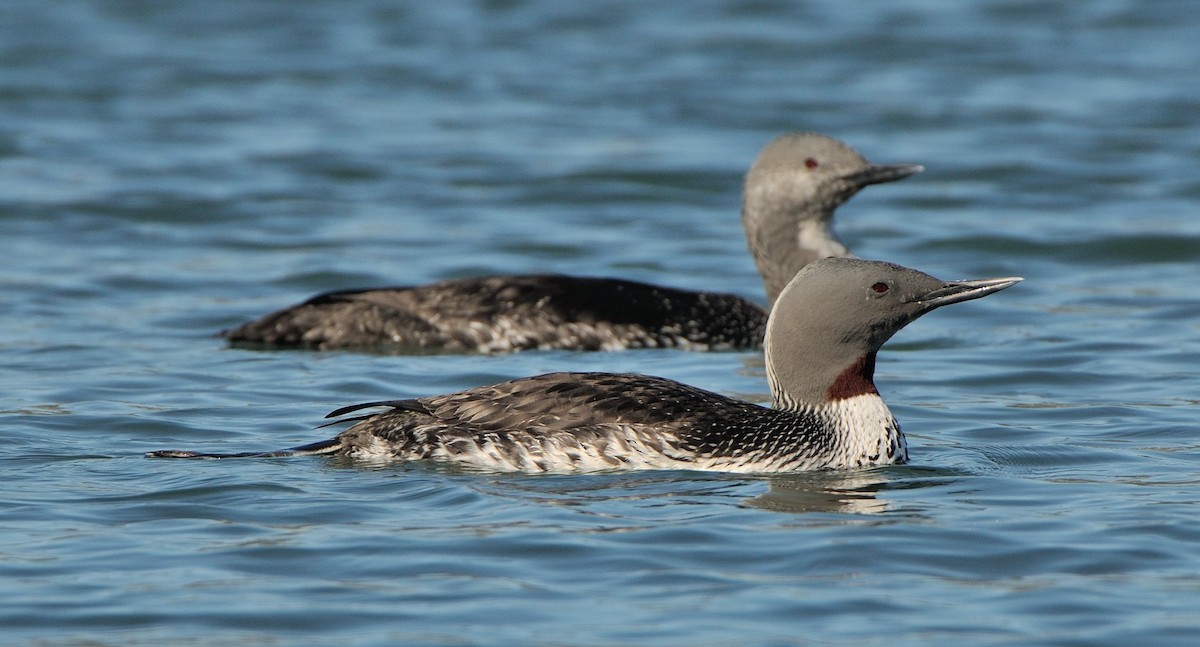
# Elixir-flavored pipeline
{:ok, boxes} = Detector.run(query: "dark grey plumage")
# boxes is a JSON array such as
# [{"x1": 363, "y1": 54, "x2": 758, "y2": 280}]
[
  {"x1": 225, "y1": 275, "x2": 768, "y2": 353},
  {"x1": 153, "y1": 259, "x2": 1021, "y2": 473},
  {"x1": 221, "y1": 133, "x2": 923, "y2": 353}
]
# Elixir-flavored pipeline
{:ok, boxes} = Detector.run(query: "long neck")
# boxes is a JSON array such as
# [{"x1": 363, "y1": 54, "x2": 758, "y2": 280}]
[
  {"x1": 744, "y1": 205, "x2": 850, "y2": 307},
  {"x1": 765, "y1": 342, "x2": 880, "y2": 408}
]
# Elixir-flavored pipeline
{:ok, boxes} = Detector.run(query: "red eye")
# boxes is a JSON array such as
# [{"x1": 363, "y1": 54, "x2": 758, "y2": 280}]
[
  {"x1": 804, "y1": 157, "x2": 819, "y2": 169},
  {"x1": 871, "y1": 282, "x2": 889, "y2": 294}
]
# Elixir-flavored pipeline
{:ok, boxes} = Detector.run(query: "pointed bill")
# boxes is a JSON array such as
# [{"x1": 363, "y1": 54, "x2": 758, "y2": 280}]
[
  {"x1": 912, "y1": 276, "x2": 1023, "y2": 310},
  {"x1": 844, "y1": 163, "x2": 925, "y2": 187}
]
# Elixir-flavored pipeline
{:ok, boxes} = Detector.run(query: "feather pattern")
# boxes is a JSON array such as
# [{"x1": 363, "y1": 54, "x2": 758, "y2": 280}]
[
  {"x1": 325, "y1": 372, "x2": 903, "y2": 473},
  {"x1": 224, "y1": 275, "x2": 767, "y2": 352},
  {"x1": 152, "y1": 259, "x2": 1020, "y2": 473}
]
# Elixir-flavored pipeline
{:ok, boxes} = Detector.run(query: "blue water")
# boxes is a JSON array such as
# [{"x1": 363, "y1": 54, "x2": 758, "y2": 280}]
[{"x1": 3, "y1": 1, "x2": 1200, "y2": 645}]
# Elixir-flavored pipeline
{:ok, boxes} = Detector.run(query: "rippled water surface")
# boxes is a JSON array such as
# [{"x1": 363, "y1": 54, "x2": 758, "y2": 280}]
[{"x1": 4, "y1": 1, "x2": 1200, "y2": 645}]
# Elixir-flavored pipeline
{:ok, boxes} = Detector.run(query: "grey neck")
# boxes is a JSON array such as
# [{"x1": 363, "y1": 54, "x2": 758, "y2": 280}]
[
  {"x1": 764, "y1": 331, "x2": 867, "y2": 410},
  {"x1": 744, "y1": 203, "x2": 849, "y2": 307},
  {"x1": 761, "y1": 261, "x2": 879, "y2": 409}
]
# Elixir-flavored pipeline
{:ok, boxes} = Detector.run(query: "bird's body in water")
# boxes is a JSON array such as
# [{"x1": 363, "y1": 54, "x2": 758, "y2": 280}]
[
  {"x1": 153, "y1": 258, "x2": 1021, "y2": 473},
  {"x1": 228, "y1": 275, "x2": 770, "y2": 353},
  {"x1": 221, "y1": 133, "x2": 923, "y2": 353}
]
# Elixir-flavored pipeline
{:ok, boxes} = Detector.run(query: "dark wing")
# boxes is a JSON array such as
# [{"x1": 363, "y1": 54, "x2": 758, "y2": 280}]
[{"x1": 325, "y1": 371, "x2": 763, "y2": 433}]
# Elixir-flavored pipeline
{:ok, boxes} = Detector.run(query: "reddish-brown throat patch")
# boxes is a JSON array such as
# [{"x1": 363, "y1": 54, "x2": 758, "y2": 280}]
[{"x1": 826, "y1": 352, "x2": 879, "y2": 400}]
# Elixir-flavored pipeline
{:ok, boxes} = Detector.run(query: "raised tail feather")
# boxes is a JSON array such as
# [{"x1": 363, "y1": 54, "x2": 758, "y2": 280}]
[
  {"x1": 146, "y1": 437, "x2": 345, "y2": 460},
  {"x1": 322, "y1": 399, "x2": 427, "y2": 421},
  {"x1": 145, "y1": 400, "x2": 420, "y2": 460}
]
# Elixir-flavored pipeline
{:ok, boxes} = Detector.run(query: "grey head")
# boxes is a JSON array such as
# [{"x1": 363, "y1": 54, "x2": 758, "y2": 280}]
[
  {"x1": 764, "y1": 257, "x2": 1021, "y2": 409},
  {"x1": 742, "y1": 133, "x2": 924, "y2": 306}
]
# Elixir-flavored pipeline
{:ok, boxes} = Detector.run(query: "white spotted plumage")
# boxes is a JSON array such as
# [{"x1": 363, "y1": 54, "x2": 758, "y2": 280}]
[{"x1": 341, "y1": 396, "x2": 899, "y2": 474}]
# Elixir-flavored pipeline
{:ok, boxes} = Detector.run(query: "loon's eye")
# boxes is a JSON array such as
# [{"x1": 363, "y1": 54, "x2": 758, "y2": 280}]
[
  {"x1": 871, "y1": 282, "x2": 890, "y2": 294},
  {"x1": 804, "y1": 157, "x2": 819, "y2": 170}
]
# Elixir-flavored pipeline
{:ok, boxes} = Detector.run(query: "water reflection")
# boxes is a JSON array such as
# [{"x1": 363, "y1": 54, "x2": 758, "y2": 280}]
[
  {"x1": 323, "y1": 459, "x2": 959, "y2": 517},
  {"x1": 746, "y1": 466, "x2": 961, "y2": 514},
  {"x1": 745, "y1": 470, "x2": 894, "y2": 514}
]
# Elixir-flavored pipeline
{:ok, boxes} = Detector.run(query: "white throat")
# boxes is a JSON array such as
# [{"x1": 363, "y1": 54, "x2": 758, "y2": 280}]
[
  {"x1": 818, "y1": 394, "x2": 905, "y2": 469},
  {"x1": 796, "y1": 219, "x2": 851, "y2": 262}
]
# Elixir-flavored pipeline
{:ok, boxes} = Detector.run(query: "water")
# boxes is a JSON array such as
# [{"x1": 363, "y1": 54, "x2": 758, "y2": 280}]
[{"x1": 3, "y1": 0, "x2": 1199, "y2": 644}]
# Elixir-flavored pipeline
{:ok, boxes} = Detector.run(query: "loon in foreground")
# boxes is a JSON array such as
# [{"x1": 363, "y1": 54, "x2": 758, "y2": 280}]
[
  {"x1": 153, "y1": 258, "x2": 1021, "y2": 473},
  {"x1": 221, "y1": 133, "x2": 923, "y2": 353}
]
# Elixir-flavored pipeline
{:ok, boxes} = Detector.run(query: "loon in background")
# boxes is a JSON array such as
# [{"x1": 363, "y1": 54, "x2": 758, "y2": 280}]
[{"x1": 221, "y1": 134, "x2": 923, "y2": 353}]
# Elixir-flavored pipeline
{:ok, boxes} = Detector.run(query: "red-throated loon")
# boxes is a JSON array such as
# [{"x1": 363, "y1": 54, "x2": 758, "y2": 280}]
[
  {"x1": 221, "y1": 134, "x2": 923, "y2": 353},
  {"x1": 155, "y1": 258, "x2": 1021, "y2": 472}
]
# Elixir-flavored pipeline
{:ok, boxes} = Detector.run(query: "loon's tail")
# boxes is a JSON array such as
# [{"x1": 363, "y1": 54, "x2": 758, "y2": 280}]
[{"x1": 146, "y1": 437, "x2": 344, "y2": 460}]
